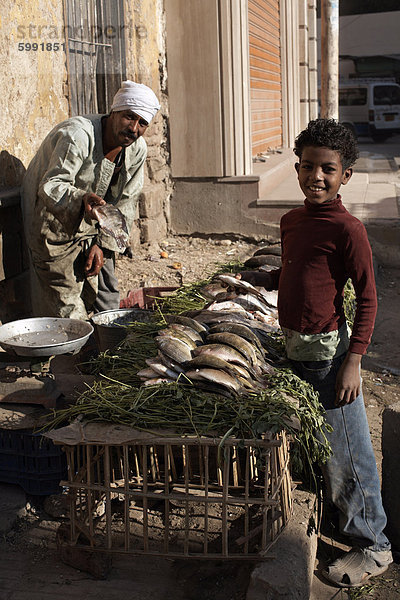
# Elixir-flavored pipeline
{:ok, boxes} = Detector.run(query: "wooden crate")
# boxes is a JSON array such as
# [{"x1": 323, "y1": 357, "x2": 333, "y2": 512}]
[{"x1": 60, "y1": 432, "x2": 293, "y2": 560}]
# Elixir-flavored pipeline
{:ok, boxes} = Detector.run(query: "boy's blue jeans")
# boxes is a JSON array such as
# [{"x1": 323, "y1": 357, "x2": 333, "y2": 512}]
[{"x1": 291, "y1": 353, "x2": 390, "y2": 551}]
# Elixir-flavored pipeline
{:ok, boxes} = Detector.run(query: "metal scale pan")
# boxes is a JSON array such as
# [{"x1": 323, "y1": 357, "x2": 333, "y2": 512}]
[
  {"x1": 0, "y1": 318, "x2": 94, "y2": 409},
  {"x1": 0, "y1": 317, "x2": 94, "y2": 357}
]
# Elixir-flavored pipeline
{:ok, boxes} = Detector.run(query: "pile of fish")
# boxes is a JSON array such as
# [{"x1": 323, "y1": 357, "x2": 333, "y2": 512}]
[
  {"x1": 197, "y1": 273, "x2": 280, "y2": 330},
  {"x1": 138, "y1": 271, "x2": 283, "y2": 397}
]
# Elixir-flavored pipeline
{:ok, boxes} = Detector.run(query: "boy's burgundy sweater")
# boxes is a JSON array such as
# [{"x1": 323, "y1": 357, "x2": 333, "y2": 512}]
[{"x1": 269, "y1": 195, "x2": 377, "y2": 355}]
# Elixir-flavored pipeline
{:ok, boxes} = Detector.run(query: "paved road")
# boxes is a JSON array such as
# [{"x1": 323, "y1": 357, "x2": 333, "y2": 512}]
[{"x1": 357, "y1": 133, "x2": 400, "y2": 159}]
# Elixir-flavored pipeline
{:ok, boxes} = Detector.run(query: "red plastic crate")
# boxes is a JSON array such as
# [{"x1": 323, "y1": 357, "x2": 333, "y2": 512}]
[{"x1": 119, "y1": 287, "x2": 178, "y2": 309}]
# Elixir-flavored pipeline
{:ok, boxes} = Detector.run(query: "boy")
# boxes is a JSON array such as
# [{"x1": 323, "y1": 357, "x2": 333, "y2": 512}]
[{"x1": 241, "y1": 119, "x2": 392, "y2": 588}]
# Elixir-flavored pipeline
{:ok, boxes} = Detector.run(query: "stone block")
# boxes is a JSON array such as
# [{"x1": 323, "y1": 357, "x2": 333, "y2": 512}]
[
  {"x1": 147, "y1": 158, "x2": 170, "y2": 183},
  {"x1": 246, "y1": 490, "x2": 317, "y2": 600},
  {"x1": 140, "y1": 213, "x2": 168, "y2": 244},
  {"x1": 382, "y1": 402, "x2": 400, "y2": 549},
  {"x1": 139, "y1": 185, "x2": 165, "y2": 219},
  {"x1": 170, "y1": 178, "x2": 280, "y2": 241},
  {"x1": 129, "y1": 221, "x2": 141, "y2": 249}
]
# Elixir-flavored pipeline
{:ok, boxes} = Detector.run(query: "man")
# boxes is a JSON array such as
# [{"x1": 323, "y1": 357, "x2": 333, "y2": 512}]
[{"x1": 21, "y1": 80, "x2": 160, "y2": 320}]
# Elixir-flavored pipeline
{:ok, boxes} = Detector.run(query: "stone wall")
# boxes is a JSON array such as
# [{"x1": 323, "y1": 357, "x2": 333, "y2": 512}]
[{"x1": 123, "y1": 0, "x2": 172, "y2": 246}]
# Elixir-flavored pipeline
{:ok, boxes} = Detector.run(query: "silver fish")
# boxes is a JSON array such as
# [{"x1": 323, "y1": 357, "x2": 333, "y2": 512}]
[
  {"x1": 143, "y1": 378, "x2": 175, "y2": 386},
  {"x1": 157, "y1": 351, "x2": 186, "y2": 373},
  {"x1": 208, "y1": 322, "x2": 264, "y2": 353},
  {"x1": 253, "y1": 311, "x2": 280, "y2": 329},
  {"x1": 257, "y1": 289, "x2": 278, "y2": 308},
  {"x1": 199, "y1": 282, "x2": 230, "y2": 299},
  {"x1": 137, "y1": 367, "x2": 159, "y2": 379},
  {"x1": 185, "y1": 368, "x2": 243, "y2": 394},
  {"x1": 216, "y1": 274, "x2": 270, "y2": 303},
  {"x1": 207, "y1": 300, "x2": 249, "y2": 314},
  {"x1": 145, "y1": 358, "x2": 180, "y2": 379},
  {"x1": 192, "y1": 343, "x2": 251, "y2": 370},
  {"x1": 205, "y1": 332, "x2": 259, "y2": 367},
  {"x1": 164, "y1": 314, "x2": 208, "y2": 334},
  {"x1": 157, "y1": 328, "x2": 198, "y2": 350},
  {"x1": 92, "y1": 204, "x2": 129, "y2": 250},
  {"x1": 156, "y1": 337, "x2": 193, "y2": 363},
  {"x1": 167, "y1": 323, "x2": 203, "y2": 343},
  {"x1": 184, "y1": 354, "x2": 249, "y2": 380},
  {"x1": 232, "y1": 294, "x2": 276, "y2": 316}
]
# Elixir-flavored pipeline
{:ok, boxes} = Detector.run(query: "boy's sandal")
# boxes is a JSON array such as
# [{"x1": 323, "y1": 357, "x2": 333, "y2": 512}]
[{"x1": 322, "y1": 549, "x2": 389, "y2": 588}]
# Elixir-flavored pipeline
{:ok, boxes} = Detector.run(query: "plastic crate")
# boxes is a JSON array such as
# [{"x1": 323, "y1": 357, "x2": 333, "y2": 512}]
[
  {"x1": 119, "y1": 286, "x2": 178, "y2": 309},
  {"x1": 0, "y1": 428, "x2": 67, "y2": 495}
]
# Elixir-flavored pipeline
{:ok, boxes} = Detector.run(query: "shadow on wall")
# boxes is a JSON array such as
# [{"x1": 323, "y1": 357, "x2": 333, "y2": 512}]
[{"x1": 0, "y1": 151, "x2": 31, "y2": 324}]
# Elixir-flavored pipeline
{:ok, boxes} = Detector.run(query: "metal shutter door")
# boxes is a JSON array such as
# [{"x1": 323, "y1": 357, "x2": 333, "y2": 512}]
[{"x1": 248, "y1": 0, "x2": 282, "y2": 155}]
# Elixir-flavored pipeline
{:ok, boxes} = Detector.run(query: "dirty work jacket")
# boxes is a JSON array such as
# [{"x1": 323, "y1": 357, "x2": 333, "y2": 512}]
[{"x1": 21, "y1": 114, "x2": 146, "y2": 319}]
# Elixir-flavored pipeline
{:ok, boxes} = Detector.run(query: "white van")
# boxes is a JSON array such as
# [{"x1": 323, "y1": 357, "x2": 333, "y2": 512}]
[{"x1": 338, "y1": 79, "x2": 400, "y2": 142}]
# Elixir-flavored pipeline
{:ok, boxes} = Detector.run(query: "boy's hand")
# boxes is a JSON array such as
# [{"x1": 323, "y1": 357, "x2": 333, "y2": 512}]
[
  {"x1": 335, "y1": 352, "x2": 362, "y2": 406},
  {"x1": 238, "y1": 270, "x2": 274, "y2": 289}
]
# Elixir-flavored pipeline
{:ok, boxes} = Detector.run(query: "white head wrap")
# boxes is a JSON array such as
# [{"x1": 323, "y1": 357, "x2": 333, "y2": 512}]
[{"x1": 111, "y1": 80, "x2": 160, "y2": 124}]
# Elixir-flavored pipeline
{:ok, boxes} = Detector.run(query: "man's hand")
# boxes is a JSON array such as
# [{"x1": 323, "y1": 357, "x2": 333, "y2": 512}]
[
  {"x1": 335, "y1": 352, "x2": 362, "y2": 407},
  {"x1": 83, "y1": 192, "x2": 106, "y2": 220},
  {"x1": 238, "y1": 270, "x2": 274, "y2": 289},
  {"x1": 85, "y1": 244, "x2": 104, "y2": 278}
]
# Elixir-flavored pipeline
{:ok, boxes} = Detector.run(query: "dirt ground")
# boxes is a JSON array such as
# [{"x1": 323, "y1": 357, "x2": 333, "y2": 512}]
[
  {"x1": 1, "y1": 234, "x2": 400, "y2": 600},
  {"x1": 114, "y1": 234, "x2": 260, "y2": 295}
]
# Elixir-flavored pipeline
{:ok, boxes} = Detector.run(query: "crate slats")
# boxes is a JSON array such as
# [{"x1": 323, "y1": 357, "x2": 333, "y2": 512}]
[{"x1": 60, "y1": 432, "x2": 293, "y2": 560}]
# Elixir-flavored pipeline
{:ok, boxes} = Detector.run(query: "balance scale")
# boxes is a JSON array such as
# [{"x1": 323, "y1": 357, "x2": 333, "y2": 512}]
[{"x1": 0, "y1": 317, "x2": 93, "y2": 409}]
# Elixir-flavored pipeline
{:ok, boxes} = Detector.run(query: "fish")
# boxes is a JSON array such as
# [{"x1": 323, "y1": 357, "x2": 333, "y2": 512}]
[
  {"x1": 192, "y1": 343, "x2": 252, "y2": 370},
  {"x1": 207, "y1": 300, "x2": 248, "y2": 314},
  {"x1": 199, "y1": 282, "x2": 231, "y2": 299},
  {"x1": 164, "y1": 314, "x2": 208, "y2": 334},
  {"x1": 244, "y1": 254, "x2": 281, "y2": 268},
  {"x1": 143, "y1": 378, "x2": 175, "y2": 386},
  {"x1": 137, "y1": 367, "x2": 159, "y2": 379},
  {"x1": 145, "y1": 358, "x2": 180, "y2": 379},
  {"x1": 253, "y1": 245, "x2": 281, "y2": 257},
  {"x1": 92, "y1": 204, "x2": 129, "y2": 250},
  {"x1": 157, "y1": 351, "x2": 186, "y2": 373},
  {"x1": 195, "y1": 310, "x2": 255, "y2": 325},
  {"x1": 232, "y1": 294, "x2": 276, "y2": 316},
  {"x1": 180, "y1": 379, "x2": 235, "y2": 399},
  {"x1": 185, "y1": 368, "x2": 243, "y2": 394},
  {"x1": 156, "y1": 337, "x2": 193, "y2": 363},
  {"x1": 257, "y1": 289, "x2": 278, "y2": 308},
  {"x1": 208, "y1": 322, "x2": 264, "y2": 353},
  {"x1": 216, "y1": 274, "x2": 269, "y2": 302},
  {"x1": 184, "y1": 354, "x2": 255, "y2": 382},
  {"x1": 157, "y1": 328, "x2": 198, "y2": 350},
  {"x1": 196, "y1": 311, "x2": 278, "y2": 340},
  {"x1": 253, "y1": 311, "x2": 280, "y2": 329},
  {"x1": 205, "y1": 332, "x2": 259, "y2": 367},
  {"x1": 167, "y1": 323, "x2": 203, "y2": 344}
]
